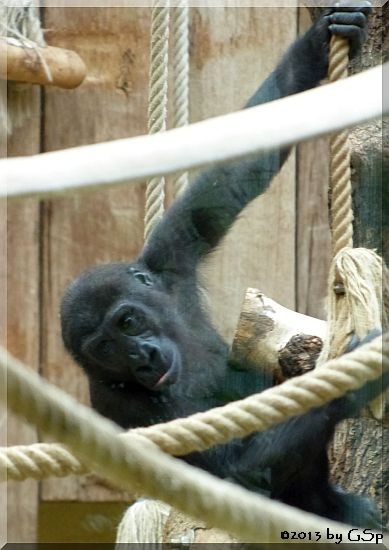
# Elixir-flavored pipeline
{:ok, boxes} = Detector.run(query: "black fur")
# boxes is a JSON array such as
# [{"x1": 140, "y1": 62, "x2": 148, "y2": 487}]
[{"x1": 61, "y1": 3, "x2": 381, "y2": 528}]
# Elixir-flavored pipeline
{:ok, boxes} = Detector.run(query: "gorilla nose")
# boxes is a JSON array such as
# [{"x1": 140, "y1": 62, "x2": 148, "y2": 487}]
[
  {"x1": 141, "y1": 342, "x2": 159, "y2": 363},
  {"x1": 129, "y1": 343, "x2": 159, "y2": 367}
]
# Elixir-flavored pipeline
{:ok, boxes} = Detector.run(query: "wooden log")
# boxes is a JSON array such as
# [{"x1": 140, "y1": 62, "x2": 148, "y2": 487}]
[
  {"x1": 230, "y1": 288, "x2": 326, "y2": 382},
  {"x1": 0, "y1": 38, "x2": 86, "y2": 89}
]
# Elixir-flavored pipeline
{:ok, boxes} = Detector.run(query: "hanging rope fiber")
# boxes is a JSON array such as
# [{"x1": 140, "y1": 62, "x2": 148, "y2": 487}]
[
  {"x1": 1, "y1": 332, "x2": 387, "y2": 482},
  {"x1": 171, "y1": 0, "x2": 189, "y2": 197},
  {"x1": 0, "y1": 0, "x2": 50, "y2": 135},
  {"x1": 0, "y1": 340, "x2": 386, "y2": 542},
  {"x1": 317, "y1": 37, "x2": 388, "y2": 412},
  {"x1": 144, "y1": 0, "x2": 170, "y2": 241}
]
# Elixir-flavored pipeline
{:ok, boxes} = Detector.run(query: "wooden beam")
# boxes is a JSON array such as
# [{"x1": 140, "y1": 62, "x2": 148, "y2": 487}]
[
  {"x1": 0, "y1": 38, "x2": 86, "y2": 89},
  {"x1": 1, "y1": 64, "x2": 386, "y2": 199}
]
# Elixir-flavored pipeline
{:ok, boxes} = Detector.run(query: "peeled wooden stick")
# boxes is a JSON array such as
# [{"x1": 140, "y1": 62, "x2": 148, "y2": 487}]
[
  {"x1": 230, "y1": 288, "x2": 326, "y2": 382},
  {"x1": 0, "y1": 38, "x2": 86, "y2": 89}
]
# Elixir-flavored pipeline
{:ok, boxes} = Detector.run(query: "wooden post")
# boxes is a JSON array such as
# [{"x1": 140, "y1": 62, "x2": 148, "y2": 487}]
[{"x1": 305, "y1": 5, "x2": 388, "y2": 526}]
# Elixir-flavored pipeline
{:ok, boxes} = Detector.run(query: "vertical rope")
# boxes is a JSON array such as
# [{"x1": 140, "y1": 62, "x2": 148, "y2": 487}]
[
  {"x1": 328, "y1": 36, "x2": 353, "y2": 256},
  {"x1": 144, "y1": 1, "x2": 170, "y2": 241},
  {"x1": 171, "y1": 0, "x2": 189, "y2": 197},
  {"x1": 319, "y1": 34, "x2": 386, "y2": 423}
]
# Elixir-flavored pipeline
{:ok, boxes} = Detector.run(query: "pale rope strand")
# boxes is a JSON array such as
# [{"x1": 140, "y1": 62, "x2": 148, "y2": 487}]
[
  {"x1": 0, "y1": 1, "x2": 50, "y2": 135},
  {"x1": 1, "y1": 345, "x2": 385, "y2": 542},
  {"x1": 171, "y1": 0, "x2": 189, "y2": 197},
  {"x1": 144, "y1": 1, "x2": 170, "y2": 241},
  {"x1": 0, "y1": 1, "x2": 45, "y2": 46},
  {"x1": 328, "y1": 35, "x2": 353, "y2": 256},
  {"x1": 1, "y1": 332, "x2": 386, "y2": 481}
]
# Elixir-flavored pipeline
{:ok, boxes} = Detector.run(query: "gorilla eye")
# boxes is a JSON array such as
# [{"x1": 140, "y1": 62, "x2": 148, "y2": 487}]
[
  {"x1": 118, "y1": 309, "x2": 145, "y2": 336},
  {"x1": 134, "y1": 272, "x2": 153, "y2": 286},
  {"x1": 128, "y1": 267, "x2": 153, "y2": 287}
]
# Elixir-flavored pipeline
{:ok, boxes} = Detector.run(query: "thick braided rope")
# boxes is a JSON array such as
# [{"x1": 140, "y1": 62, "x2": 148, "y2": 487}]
[
  {"x1": 144, "y1": 1, "x2": 170, "y2": 241},
  {"x1": 318, "y1": 37, "x2": 386, "y2": 387},
  {"x1": 171, "y1": 0, "x2": 189, "y2": 197},
  {"x1": 1, "y1": 345, "x2": 384, "y2": 542},
  {"x1": 1, "y1": 333, "x2": 386, "y2": 481},
  {"x1": 328, "y1": 35, "x2": 353, "y2": 256}
]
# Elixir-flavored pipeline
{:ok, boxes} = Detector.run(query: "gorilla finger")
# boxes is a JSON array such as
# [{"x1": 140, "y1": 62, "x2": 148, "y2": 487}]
[
  {"x1": 332, "y1": 0, "x2": 371, "y2": 15},
  {"x1": 330, "y1": 11, "x2": 367, "y2": 28},
  {"x1": 329, "y1": 23, "x2": 367, "y2": 51}
]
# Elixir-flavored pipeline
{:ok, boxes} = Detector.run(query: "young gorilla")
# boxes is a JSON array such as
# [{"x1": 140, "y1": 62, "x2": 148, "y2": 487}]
[{"x1": 61, "y1": 4, "x2": 380, "y2": 527}]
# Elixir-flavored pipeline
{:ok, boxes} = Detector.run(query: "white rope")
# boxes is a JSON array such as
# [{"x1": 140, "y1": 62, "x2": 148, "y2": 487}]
[{"x1": 1, "y1": 64, "x2": 385, "y2": 200}]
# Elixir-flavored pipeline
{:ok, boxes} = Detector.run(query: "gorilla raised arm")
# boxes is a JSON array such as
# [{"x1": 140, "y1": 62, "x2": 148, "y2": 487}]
[{"x1": 61, "y1": 4, "x2": 381, "y2": 527}]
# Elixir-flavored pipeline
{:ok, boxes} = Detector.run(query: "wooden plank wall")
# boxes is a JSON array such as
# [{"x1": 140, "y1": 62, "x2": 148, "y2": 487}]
[
  {"x1": 4, "y1": 85, "x2": 42, "y2": 542},
  {"x1": 192, "y1": 8, "x2": 297, "y2": 343},
  {"x1": 4, "y1": 6, "x2": 330, "y2": 543},
  {"x1": 296, "y1": 9, "x2": 331, "y2": 319},
  {"x1": 0, "y1": 79, "x2": 7, "y2": 549}
]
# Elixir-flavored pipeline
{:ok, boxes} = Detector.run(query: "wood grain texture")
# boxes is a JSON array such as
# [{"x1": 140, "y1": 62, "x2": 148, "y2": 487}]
[
  {"x1": 296, "y1": 8, "x2": 331, "y2": 320},
  {"x1": 5, "y1": 85, "x2": 41, "y2": 542},
  {"x1": 0, "y1": 80, "x2": 6, "y2": 546},
  {"x1": 329, "y1": 418, "x2": 388, "y2": 525},
  {"x1": 296, "y1": 137, "x2": 331, "y2": 319}
]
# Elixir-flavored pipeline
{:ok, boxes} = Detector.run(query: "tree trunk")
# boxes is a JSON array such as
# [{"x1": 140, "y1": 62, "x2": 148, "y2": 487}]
[{"x1": 306, "y1": 5, "x2": 388, "y2": 527}]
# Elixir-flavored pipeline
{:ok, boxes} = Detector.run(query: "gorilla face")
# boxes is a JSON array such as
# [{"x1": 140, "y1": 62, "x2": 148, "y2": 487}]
[{"x1": 60, "y1": 262, "x2": 183, "y2": 390}]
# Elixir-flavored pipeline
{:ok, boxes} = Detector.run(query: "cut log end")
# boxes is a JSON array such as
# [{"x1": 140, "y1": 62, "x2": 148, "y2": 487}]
[{"x1": 278, "y1": 334, "x2": 323, "y2": 381}]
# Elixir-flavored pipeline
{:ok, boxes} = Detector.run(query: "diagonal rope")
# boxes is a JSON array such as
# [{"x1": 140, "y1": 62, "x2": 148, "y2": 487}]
[
  {"x1": 1, "y1": 338, "x2": 386, "y2": 541},
  {"x1": 1, "y1": 332, "x2": 386, "y2": 481},
  {"x1": 171, "y1": 0, "x2": 189, "y2": 197},
  {"x1": 144, "y1": 1, "x2": 170, "y2": 241}
]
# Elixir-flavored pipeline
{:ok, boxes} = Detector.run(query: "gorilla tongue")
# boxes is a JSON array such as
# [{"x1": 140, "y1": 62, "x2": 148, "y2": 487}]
[{"x1": 153, "y1": 370, "x2": 171, "y2": 389}]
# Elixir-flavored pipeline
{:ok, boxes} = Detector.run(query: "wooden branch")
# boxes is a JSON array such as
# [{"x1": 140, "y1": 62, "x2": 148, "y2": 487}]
[
  {"x1": 230, "y1": 289, "x2": 326, "y2": 382},
  {"x1": 0, "y1": 64, "x2": 386, "y2": 200},
  {"x1": 0, "y1": 38, "x2": 86, "y2": 89}
]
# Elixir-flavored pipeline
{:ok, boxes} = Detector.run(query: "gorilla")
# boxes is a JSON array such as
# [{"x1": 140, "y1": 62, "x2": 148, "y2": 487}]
[{"x1": 61, "y1": 3, "x2": 383, "y2": 527}]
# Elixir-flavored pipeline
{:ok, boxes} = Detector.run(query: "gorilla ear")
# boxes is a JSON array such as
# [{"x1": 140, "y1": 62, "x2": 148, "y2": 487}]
[{"x1": 128, "y1": 267, "x2": 154, "y2": 287}]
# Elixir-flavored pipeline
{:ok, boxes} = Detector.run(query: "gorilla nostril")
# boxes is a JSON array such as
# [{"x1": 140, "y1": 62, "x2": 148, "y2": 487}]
[{"x1": 149, "y1": 347, "x2": 158, "y2": 363}]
